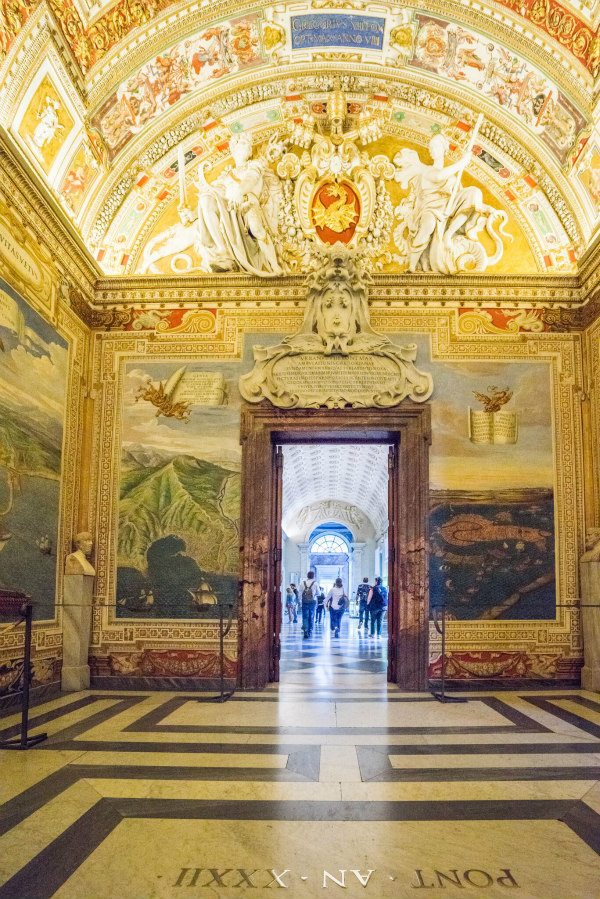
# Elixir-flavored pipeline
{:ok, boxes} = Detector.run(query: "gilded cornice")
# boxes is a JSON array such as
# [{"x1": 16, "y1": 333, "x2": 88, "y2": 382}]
[
  {"x1": 0, "y1": 130, "x2": 97, "y2": 302},
  {"x1": 1, "y1": 120, "x2": 598, "y2": 333}
]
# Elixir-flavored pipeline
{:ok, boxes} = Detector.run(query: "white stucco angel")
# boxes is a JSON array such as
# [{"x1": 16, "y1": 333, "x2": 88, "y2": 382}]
[
  {"x1": 32, "y1": 97, "x2": 63, "y2": 152},
  {"x1": 393, "y1": 130, "x2": 510, "y2": 274},
  {"x1": 196, "y1": 132, "x2": 283, "y2": 277}
]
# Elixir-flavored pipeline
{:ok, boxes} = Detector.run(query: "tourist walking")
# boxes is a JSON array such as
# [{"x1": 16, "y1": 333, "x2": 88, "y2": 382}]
[
  {"x1": 300, "y1": 571, "x2": 318, "y2": 638},
  {"x1": 327, "y1": 577, "x2": 347, "y2": 638},
  {"x1": 367, "y1": 576, "x2": 388, "y2": 637},
  {"x1": 315, "y1": 588, "x2": 326, "y2": 625},
  {"x1": 356, "y1": 577, "x2": 371, "y2": 632},
  {"x1": 285, "y1": 584, "x2": 297, "y2": 624}
]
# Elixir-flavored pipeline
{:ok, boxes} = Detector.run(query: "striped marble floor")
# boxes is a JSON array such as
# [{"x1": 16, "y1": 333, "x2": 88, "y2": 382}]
[{"x1": 1, "y1": 617, "x2": 600, "y2": 897}]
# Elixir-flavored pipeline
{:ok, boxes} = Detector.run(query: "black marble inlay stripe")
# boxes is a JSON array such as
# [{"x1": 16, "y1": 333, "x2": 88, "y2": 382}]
[
  {"x1": 40, "y1": 740, "x2": 315, "y2": 754},
  {"x1": 125, "y1": 695, "x2": 547, "y2": 735},
  {"x1": 368, "y1": 767, "x2": 600, "y2": 782},
  {"x1": 0, "y1": 799, "x2": 122, "y2": 899},
  {"x1": 356, "y1": 745, "x2": 600, "y2": 783},
  {"x1": 536, "y1": 695, "x2": 600, "y2": 713},
  {"x1": 479, "y1": 696, "x2": 551, "y2": 731},
  {"x1": 384, "y1": 742, "x2": 600, "y2": 755},
  {"x1": 42, "y1": 696, "x2": 148, "y2": 745},
  {"x1": 2, "y1": 798, "x2": 598, "y2": 898},
  {"x1": 0, "y1": 695, "x2": 99, "y2": 740},
  {"x1": 127, "y1": 724, "x2": 542, "y2": 736},
  {"x1": 522, "y1": 696, "x2": 600, "y2": 739},
  {"x1": 0, "y1": 748, "x2": 320, "y2": 836}
]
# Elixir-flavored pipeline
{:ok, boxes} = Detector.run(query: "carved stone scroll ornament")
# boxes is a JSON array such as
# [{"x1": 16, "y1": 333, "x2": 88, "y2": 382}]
[{"x1": 239, "y1": 248, "x2": 433, "y2": 409}]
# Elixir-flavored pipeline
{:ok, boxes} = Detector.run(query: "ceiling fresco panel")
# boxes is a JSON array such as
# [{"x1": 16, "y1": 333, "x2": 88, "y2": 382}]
[
  {"x1": 0, "y1": 0, "x2": 597, "y2": 274},
  {"x1": 89, "y1": 13, "x2": 266, "y2": 161}
]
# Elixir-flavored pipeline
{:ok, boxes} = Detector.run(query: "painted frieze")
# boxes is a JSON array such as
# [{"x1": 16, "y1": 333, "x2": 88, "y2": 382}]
[{"x1": 90, "y1": 15, "x2": 265, "y2": 161}]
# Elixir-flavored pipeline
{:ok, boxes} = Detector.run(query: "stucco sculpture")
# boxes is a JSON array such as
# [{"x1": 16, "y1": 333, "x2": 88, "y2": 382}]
[
  {"x1": 196, "y1": 132, "x2": 282, "y2": 276},
  {"x1": 393, "y1": 132, "x2": 511, "y2": 274},
  {"x1": 239, "y1": 248, "x2": 433, "y2": 408},
  {"x1": 65, "y1": 531, "x2": 96, "y2": 576}
]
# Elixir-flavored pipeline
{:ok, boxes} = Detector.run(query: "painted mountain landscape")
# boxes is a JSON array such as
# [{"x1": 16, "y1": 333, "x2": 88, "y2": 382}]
[{"x1": 116, "y1": 362, "x2": 243, "y2": 619}]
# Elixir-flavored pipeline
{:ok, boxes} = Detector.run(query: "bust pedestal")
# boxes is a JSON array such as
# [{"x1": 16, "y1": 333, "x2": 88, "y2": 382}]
[
  {"x1": 579, "y1": 559, "x2": 600, "y2": 693},
  {"x1": 61, "y1": 574, "x2": 93, "y2": 691}
]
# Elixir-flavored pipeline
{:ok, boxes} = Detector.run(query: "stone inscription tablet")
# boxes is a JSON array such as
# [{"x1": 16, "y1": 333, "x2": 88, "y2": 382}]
[{"x1": 273, "y1": 354, "x2": 401, "y2": 407}]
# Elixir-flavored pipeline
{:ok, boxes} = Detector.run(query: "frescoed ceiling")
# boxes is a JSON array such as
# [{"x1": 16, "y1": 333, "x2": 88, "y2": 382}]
[{"x1": 0, "y1": 0, "x2": 598, "y2": 277}]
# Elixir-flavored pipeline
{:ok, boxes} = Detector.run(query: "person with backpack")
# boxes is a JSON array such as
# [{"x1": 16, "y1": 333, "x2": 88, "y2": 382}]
[
  {"x1": 367, "y1": 576, "x2": 388, "y2": 637},
  {"x1": 300, "y1": 570, "x2": 318, "y2": 638},
  {"x1": 356, "y1": 577, "x2": 371, "y2": 632},
  {"x1": 315, "y1": 588, "x2": 326, "y2": 626},
  {"x1": 326, "y1": 577, "x2": 347, "y2": 638}
]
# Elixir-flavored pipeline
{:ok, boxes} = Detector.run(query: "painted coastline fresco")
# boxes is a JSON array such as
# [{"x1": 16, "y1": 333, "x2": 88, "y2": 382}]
[
  {"x1": 91, "y1": 15, "x2": 264, "y2": 160},
  {"x1": 0, "y1": 280, "x2": 68, "y2": 620},
  {"x1": 116, "y1": 361, "x2": 242, "y2": 619},
  {"x1": 424, "y1": 347, "x2": 556, "y2": 621}
]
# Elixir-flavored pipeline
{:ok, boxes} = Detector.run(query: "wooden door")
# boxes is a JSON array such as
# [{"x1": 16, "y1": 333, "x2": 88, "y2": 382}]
[
  {"x1": 239, "y1": 405, "x2": 430, "y2": 691},
  {"x1": 269, "y1": 445, "x2": 284, "y2": 681},
  {"x1": 387, "y1": 442, "x2": 400, "y2": 682}
]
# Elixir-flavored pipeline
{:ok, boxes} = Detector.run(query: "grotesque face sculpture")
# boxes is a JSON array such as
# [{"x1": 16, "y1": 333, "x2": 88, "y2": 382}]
[{"x1": 319, "y1": 279, "x2": 356, "y2": 355}]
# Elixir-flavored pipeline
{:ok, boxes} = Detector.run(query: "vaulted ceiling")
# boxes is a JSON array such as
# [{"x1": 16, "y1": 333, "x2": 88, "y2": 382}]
[
  {"x1": 0, "y1": 0, "x2": 598, "y2": 278},
  {"x1": 282, "y1": 443, "x2": 390, "y2": 539}
]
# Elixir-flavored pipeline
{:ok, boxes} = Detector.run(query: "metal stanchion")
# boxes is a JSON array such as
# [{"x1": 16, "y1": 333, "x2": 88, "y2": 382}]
[
  {"x1": 0, "y1": 591, "x2": 48, "y2": 749},
  {"x1": 430, "y1": 603, "x2": 467, "y2": 704},
  {"x1": 197, "y1": 603, "x2": 235, "y2": 703}
]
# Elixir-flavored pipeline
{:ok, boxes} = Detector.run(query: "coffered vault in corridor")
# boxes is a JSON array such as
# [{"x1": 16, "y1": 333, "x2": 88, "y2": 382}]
[{"x1": 281, "y1": 443, "x2": 390, "y2": 541}]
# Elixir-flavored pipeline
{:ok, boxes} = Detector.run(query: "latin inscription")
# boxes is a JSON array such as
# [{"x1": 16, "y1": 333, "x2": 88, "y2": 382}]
[
  {"x1": 174, "y1": 372, "x2": 227, "y2": 406},
  {"x1": 172, "y1": 866, "x2": 520, "y2": 890},
  {"x1": 0, "y1": 219, "x2": 43, "y2": 289},
  {"x1": 273, "y1": 353, "x2": 400, "y2": 403},
  {"x1": 290, "y1": 14, "x2": 386, "y2": 51}
]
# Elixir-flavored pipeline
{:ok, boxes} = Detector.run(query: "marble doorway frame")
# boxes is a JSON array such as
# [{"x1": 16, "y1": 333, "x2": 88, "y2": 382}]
[{"x1": 238, "y1": 404, "x2": 432, "y2": 692}]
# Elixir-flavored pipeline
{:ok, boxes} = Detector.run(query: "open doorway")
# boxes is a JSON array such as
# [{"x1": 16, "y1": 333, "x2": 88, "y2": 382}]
[
  {"x1": 238, "y1": 405, "x2": 430, "y2": 692},
  {"x1": 279, "y1": 443, "x2": 390, "y2": 688}
]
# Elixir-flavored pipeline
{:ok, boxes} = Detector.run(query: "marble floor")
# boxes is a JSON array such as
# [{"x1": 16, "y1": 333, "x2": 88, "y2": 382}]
[{"x1": 1, "y1": 615, "x2": 600, "y2": 897}]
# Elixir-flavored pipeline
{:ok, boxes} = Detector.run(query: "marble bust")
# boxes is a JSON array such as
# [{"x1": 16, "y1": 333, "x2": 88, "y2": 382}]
[{"x1": 65, "y1": 531, "x2": 96, "y2": 576}]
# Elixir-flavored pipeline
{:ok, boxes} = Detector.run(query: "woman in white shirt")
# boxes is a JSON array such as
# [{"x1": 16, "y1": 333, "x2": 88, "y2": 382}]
[{"x1": 326, "y1": 578, "x2": 347, "y2": 638}]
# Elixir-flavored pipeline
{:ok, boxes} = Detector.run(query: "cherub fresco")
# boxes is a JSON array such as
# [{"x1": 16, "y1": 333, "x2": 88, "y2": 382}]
[{"x1": 32, "y1": 97, "x2": 62, "y2": 153}]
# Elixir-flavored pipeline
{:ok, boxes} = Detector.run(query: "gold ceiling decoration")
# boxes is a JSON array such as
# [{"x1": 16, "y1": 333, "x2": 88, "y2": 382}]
[{"x1": 0, "y1": 1, "x2": 597, "y2": 279}]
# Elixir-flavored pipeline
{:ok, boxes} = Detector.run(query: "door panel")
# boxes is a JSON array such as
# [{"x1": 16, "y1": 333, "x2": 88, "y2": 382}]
[
  {"x1": 269, "y1": 444, "x2": 284, "y2": 682},
  {"x1": 387, "y1": 442, "x2": 399, "y2": 682}
]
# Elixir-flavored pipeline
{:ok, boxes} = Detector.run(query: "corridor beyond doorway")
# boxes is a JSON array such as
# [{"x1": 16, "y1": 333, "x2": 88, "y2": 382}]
[
  {"x1": 280, "y1": 442, "x2": 390, "y2": 686},
  {"x1": 280, "y1": 613, "x2": 388, "y2": 689}
]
